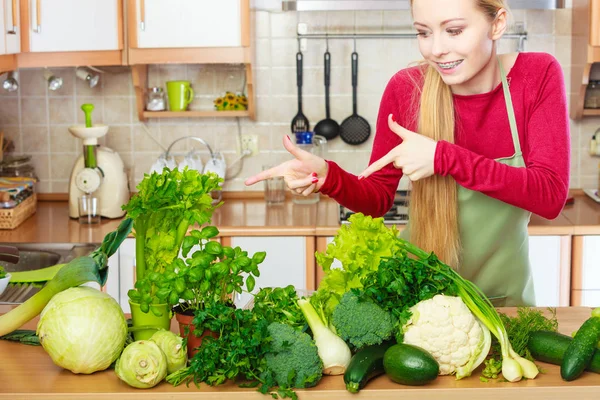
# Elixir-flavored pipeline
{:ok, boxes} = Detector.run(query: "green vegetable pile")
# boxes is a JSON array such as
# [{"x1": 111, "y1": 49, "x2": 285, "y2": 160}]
[{"x1": 0, "y1": 265, "x2": 6, "y2": 279}]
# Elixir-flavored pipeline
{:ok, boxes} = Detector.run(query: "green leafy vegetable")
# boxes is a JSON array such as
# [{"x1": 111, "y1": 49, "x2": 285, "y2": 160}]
[
  {"x1": 171, "y1": 226, "x2": 264, "y2": 314},
  {"x1": 165, "y1": 301, "x2": 297, "y2": 398},
  {"x1": 311, "y1": 213, "x2": 403, "y2": 327},
  {"x1": 0, "y1": 265, "x2": 6, "y2": 279},
  {"x1": 122, "y1": 168, "x2": 223, "y2": 313},
  {"x1": 37, "y1": 287, "x2": 128, "y2": 374},
  {"x1": 251, "y1": 286, "x2": 306, "y2": 330},
  {"x1": 362, "y1": 255, "x2": 457, "y2": 341},
  {"x1": 497, "y1": 307, "x2": 559, "y2": 360},
  {"x1": 0, "y1": 329, "x2": 40, "y2": 346}
]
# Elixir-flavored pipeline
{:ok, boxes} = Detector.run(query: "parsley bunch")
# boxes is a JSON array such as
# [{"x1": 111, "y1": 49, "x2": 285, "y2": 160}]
[
  {"x1": 165, "y1": 301, "x2": 297, "y2": 399},
  {"x1": 362, "y1": 255, "x2": 457, "y2": 341},
  {"x1": 251, "y1": 286, "x2": 306, "y2": 330}
]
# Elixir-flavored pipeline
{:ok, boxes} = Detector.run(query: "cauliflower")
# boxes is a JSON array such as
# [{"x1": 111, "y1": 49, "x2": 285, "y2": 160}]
[{"x1": 402, "y1": 294, "x2": 491, "y2": 379}]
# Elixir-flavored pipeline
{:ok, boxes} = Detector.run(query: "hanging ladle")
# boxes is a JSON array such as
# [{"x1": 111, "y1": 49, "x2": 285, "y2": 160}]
[{"x1": 314, "y1": 37, "x2": 340, "y2": 140}]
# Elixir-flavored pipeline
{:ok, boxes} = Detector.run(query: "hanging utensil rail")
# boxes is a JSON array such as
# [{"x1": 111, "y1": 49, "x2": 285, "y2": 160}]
[{"x1": 297, "y1": 32, "x2": 528, "y2": 52}]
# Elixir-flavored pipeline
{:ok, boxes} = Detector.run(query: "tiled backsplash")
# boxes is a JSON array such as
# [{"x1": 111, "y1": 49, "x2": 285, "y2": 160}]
[{"x1": 0, "y1": 8, "x2": 598, "y2": 194}]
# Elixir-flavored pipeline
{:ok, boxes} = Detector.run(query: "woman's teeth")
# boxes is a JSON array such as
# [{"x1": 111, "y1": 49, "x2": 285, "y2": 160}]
[{"x1": 438, "y1": 60, "x2": 463, "y2": 69}]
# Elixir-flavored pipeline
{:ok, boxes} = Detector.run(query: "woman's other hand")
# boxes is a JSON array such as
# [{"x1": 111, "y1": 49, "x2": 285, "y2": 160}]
[
  {"x1": 359, "y1": 114, "x2": 437, "y2": 181},
  {"x1": 244, "y1": 135, "x2": 328, "y2": 196}
]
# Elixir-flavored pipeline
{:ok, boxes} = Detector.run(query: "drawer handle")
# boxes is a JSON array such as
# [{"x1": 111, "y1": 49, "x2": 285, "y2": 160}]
[{"x1": 7, "y1": 0, "x2": 17, "y2": 34}]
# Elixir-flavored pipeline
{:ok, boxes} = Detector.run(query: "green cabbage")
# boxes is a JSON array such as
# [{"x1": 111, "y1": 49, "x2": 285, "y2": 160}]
[
  {"x1": 116, "y1": 340, "x2": 167, "y2": 388},
  {"x1": 36, "y1": 286, "x2": 127, "y2": 374}
]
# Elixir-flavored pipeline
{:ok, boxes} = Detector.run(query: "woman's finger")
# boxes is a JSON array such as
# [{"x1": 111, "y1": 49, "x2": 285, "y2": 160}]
[
  {"x1": 244, "y1": 163, "x2": 287, "y2": 186},
  {"x1": 283, "y1": 135, "x2": 311, "y2": 160},
  {"x1": 287, "y1": 174, "x2": 318, "y2": 190},
  {"x1": 301, "y1": 183, "x2": 316, "y2": 196},
  {"x1": 358, "y1": 148, "x2": 398, "y2": 180}
]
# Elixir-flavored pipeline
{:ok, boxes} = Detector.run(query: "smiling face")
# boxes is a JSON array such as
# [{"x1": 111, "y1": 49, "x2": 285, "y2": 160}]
[{"x1": 411, "y1": 0, "x2": 507, "y2": 94}]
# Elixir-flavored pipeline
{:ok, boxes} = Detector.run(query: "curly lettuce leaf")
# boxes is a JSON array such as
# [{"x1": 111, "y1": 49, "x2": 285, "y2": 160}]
[{"x1": 312, "y1": 213, "x2": 402, "y2": 327}]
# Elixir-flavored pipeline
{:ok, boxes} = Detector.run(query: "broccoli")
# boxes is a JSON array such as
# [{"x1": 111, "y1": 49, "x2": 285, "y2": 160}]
[
  {"x1": 264, "y1": 322, "x2": 323, "y2": 389},
  {"x1": 331, "y1": 290, "x2": 395, "y2": 350}
]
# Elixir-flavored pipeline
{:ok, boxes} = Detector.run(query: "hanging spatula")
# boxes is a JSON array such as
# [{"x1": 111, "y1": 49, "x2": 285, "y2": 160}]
[{"x1": 291, "y1": 51, "x2": 309, "y2": 134}]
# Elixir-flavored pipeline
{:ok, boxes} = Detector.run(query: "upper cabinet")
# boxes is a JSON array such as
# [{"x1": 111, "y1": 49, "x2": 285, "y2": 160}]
[
  {"x1": 127, "y1": 0, "x2": 251, "y2": 64},
  {"x1": 570, "y1": 0, "x2": 600, "y2": 119},
  {"x1": 21, "y1": 0, "x2": 121, "y2": 52},
  {"x1": 5, "y1": 0, "x2": 20, "y2": 54},
  {"x1": 134, "y1": 0, "x2": 242, "y2": 49}
]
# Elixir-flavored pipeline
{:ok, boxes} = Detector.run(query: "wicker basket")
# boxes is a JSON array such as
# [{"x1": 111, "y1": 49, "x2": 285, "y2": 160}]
[{"x1": 0, "y1": 193, "x2": 37, "y2": 230}]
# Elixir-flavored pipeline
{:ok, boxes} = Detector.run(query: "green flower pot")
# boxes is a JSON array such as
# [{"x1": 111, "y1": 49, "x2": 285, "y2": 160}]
[{"x1": 129, "y1": 301, "x2": 172, "y2": 341}]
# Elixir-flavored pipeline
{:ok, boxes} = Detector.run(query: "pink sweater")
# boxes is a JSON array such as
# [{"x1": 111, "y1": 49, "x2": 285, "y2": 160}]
[{"x1": 320, "y1": 52, "x2": 570, "y2": 220}]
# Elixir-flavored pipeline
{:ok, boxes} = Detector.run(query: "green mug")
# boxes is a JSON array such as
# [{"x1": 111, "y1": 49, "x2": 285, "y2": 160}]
[{"x1": 166, "y1": 80, "x2": 194, "y2": 111}]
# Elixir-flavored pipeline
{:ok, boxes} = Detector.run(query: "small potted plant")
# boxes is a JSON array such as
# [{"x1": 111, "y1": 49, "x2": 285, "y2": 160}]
[
  {"x1": 168, "y1": 225, "x2": 265, "y2": 357},
  {"x1": 122, "y1": 167, "x2": 223, "y2": 340}
]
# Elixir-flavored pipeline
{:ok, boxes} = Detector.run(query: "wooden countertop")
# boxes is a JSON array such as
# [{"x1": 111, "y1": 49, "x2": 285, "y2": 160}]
[
  {"x1": 0, "y1": 306, "x2": 598, "y2": 399},
  {"x1": 0, "y1": 191, "x2": 598, "y2": 243}
]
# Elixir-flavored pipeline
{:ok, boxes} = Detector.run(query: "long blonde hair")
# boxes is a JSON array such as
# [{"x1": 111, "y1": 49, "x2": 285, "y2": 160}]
[{"x1": 408, "y1": 0, "x2": 508, "y2": 269}]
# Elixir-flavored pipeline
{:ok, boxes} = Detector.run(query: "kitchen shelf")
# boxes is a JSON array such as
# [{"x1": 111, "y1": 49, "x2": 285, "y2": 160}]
[
  {"x1": 131, "y1": 63, "x2": 255, "y2": 122},
  {"x1": 582, "y1": 109, "x2": 600, "y2": 116},
  {"x1": 143, "y1": 110, "x2": 251, "y2": 118}
]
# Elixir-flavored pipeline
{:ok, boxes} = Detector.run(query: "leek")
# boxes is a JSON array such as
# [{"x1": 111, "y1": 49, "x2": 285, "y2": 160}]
[
  {"x1": 0, "y1": 218, "x2": 132, "y2": 337},
  {"x1": 397, "y1": 238, "x2": 539, "y2": 382}
]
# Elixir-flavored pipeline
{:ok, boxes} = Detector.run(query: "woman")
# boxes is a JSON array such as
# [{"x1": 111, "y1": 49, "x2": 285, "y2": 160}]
[{"x1": 245, "y1": 0, "x2": 570, "y2": 306}]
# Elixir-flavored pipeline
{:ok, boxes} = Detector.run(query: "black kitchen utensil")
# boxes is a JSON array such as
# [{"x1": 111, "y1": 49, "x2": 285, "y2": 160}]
[
  {"x1": 314, "y1": 50, "x2": 340, "y2": 140},
  {"x1": 339, "y1": 51, "x2": 371, "y2": 145},
  {"x1": 291, "y1": 51, "x2": 309, "y2": 134}
]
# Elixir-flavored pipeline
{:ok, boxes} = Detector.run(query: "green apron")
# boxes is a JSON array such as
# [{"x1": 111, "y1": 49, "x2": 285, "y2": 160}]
[{"x1": 402, "y1": 57, "x2": 535, "y2": 307}]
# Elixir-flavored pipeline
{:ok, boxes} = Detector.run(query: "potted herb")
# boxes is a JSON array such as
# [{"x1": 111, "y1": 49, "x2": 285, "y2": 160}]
[
  {"x1": 168, "y1": 225, "x2": 265, "y2": 357},
  {"x1": 122, "y1": 167, "x2": 223, "y2": 340}
]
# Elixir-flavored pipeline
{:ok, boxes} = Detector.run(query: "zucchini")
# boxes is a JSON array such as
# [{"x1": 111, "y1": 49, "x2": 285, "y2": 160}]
[
  {"x1": 383, "y1": 343, "x2": 439, "y2": 386},
  {"x1": 561, "y1": 316, "x2": 600, "y2": 381},
  {"x1": 529, "y1": 331, "x2": 600, "y2": 374},
  {"x1": 344, "y1": 341, "x2": 394, "y2": 393}
]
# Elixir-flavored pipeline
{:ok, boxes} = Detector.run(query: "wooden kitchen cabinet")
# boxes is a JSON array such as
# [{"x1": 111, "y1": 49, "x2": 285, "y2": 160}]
[
  {"x1": 131, "y1": 0, "x2": 243, "y2": 50},
  {"x1": 117, "y1": 237, "x2": 136, "y2": 313},
  {"x1": 528, "y1": 235, "x2": 571, "y2": 307},
  {"x1": 224, "y1": 236, "x2": 315, "y2": 308},
  {"x1": 571, "y1": 0, "x2": 600, "y2": 119},
  {"x1": 316, "y1": 235, "x2": 571, "y2": 307},
  {"x1": 571, "y1": 235, "x2": 600, "y2": 307},
  {"x1": 4, "y1": 0, "x2": 20, "y2": 54},
  {"x1": 0, "y1": 0, "x2": 18, "y2": 71},
  {"x1": 21, "y1": 0, "x2": 120, "y2": 52},
  {"x1": 14, "y1": 0, "x2": 123, "y2": 68}
]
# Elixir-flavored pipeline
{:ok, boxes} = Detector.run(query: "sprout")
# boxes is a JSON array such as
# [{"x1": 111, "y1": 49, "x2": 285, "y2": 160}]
[{"x1": 115, "y1": 340, "x2": 167, "y2": 389}]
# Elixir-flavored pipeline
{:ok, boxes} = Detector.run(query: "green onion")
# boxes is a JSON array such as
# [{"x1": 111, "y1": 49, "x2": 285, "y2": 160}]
[
  {"x1": 397, "y1": 238, "x2": 539, "y2": 382},
  {"x1": 0, "y1": 218, "x2": 132, "y2": 337}
]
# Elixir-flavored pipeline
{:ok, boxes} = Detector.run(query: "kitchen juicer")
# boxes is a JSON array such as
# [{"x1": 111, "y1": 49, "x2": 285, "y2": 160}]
[{"x1": 68, "y1": 104, "x2": 129, "y2": 219}]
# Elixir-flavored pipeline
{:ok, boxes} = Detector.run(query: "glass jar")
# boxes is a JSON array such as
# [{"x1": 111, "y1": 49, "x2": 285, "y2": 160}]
[{"x1": 146, "y1": 87, "x2": 166, "y2": 111}]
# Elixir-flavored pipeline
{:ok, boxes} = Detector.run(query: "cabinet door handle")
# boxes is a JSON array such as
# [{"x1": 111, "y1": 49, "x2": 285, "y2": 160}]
[
  {"x1": 7, "y1": 0, "x2": 17, "y2": 34},
  {"x1": 139, "y1": 0, "x2": 145, "y2": 31},
  {"x1": 32, "y1": 0, "x2": 41, "y2": 33}
]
